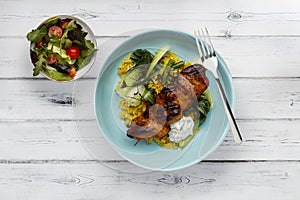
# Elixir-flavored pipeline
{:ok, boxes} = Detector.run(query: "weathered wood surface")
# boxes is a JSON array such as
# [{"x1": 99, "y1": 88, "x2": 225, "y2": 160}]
[
  {"x1": 1, "y1": 119, "x2": 300, "y2": 161},
  {"x1": 1, "y1": 0, "x2": 300, "y2": 199},
  {"x1": 1, "y1": 78, "x2": 299, "y2": 120},
  {"x1": 0, "y1": 162, "x2": 299, "y2": 200},
  {"x1": 1, "y1": 0, "x2": 300, "y2": 36},
  {"x1": 1, "y1": 37, "x2": 300, "y2": 78}
]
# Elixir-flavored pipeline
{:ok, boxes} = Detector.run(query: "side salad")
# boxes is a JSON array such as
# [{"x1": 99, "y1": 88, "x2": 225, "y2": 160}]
[
  {"x1": 115, "y1": 46, "x2": 213, "y2": 149},
  {"x1": 26, "y1": 16, "x2": 96, "y2": 81}
]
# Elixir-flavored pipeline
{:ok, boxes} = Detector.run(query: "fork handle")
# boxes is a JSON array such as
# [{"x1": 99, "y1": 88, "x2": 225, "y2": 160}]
[{"x1": 216, "y1": 78, "x2": 243, "y2": 144}]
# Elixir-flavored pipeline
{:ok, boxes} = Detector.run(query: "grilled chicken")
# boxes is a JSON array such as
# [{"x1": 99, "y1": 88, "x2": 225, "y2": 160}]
[
  {"x1": 127, "y1": 104, "x2": 170, "y2": 140},
  {"x1": 127, "y1": 64, "x2": 209, "y2": 141},
  {"x1": 180, "y1": 64, "x2": 209, "y2": 97},
  {"x1": 155, "y1": 87, "x2": 183, "y2": 124}
]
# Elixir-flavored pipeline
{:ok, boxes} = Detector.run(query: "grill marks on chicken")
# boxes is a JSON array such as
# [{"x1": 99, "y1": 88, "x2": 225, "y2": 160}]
[
  {"x1": 127, "y1": 64, "x2": 209, "y2": 141},
  {"x1": 180, "y1": 64, "x2": 209, "y2": 97},
  {"x1": 155, "y1": 87, "x2": 183, "y2": 124},
  {"x1": 127, "y1": 104, "x2": 170, "y2": 140}
]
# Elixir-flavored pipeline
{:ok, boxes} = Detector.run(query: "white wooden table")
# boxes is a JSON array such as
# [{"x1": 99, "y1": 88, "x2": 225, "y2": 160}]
[{"x1": 1, "y1": 0, "x2": 300, "y2": 199}]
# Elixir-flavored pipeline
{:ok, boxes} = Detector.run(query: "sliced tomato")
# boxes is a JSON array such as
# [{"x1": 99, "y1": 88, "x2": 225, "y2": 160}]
[
  {"x1": 66, "y1": 46, "x2": 80, "y2": 60},
  {"x1": 61, "y1": 21, "x2": 69, "y2": 28},
  {"x1": 47, "y1": 54, "x2": 57, "y2": 65},
  {"x1": 68, "y1": 65, "x2": 76, "y2": 78},
  {"x1": 36, "y1": 40, "x2": 45, "y2": 48},
  {"x1": 48, "y1": 25, "x2": 63, "y2": 38}
]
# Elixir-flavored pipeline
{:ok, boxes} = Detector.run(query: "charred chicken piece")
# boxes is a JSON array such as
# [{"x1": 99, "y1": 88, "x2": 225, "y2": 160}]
[
  {"x1": 127, "y1": 64, "x2": 209, "y2": 142},
  {"x1": 127, "y1": 88, "x2": 182, "y2": 140},
  {"x1": 155, "y1": 87, "x2": 183, "y2": 125},
  {"x1": 127, "y1": 104, "x2": 170, "y2": 140},
  {"x1": 180, "y1": 64, "x2": 209, "y2": 97}
]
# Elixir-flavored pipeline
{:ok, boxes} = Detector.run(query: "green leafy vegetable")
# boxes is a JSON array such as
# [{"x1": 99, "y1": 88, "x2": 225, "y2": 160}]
[
  {"x1": 65, "y1": 19, "x2": 77, "y2": 31},
  {"x1": 47, "y1": 68, "x2": 73, "y2": 81},
  {"x1": 76, "y1": 39, "x2": 96, "y2": 70},
  {"x1": 76, "y1": 49, "x2": 97, "y2": 70},
  {"x1": 142, "y1": 88, "x2": 155, "y2": 104},
  {"x1": 172, "y1": 61, "x2": 184, "y2": 69},
  {"x1": 60, "y1": 19, "x2": 77, "y2": 45},
  {"x1": 26, "y1": 25, "x2": 47, "y2": 43},
  {"x1": 44, "y1": 17, "x2": 59, "y2": 26},
  {"x1": 197, "y1": 89, "x2": 213, "y2": 125},
  {"x1": 130, "y1": 49, "x2": 153, "y2": 66},
  {"x1": 33, "y1": 54, "x2": 47, "y2": 76},
  {"x1": 81, "y1": 40, "x2": 95, "y2": 56}
]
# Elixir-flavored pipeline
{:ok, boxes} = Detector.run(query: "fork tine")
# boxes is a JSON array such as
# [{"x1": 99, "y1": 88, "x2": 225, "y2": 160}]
[
  {"x1": 197, "y1": 29, "x2": 209, "y2": 59},
  {"x1": 204, "y1": 27, "x2": 216, "y2": 57},
  {"x1": 200, "y1": 28, "x2": 210, "y2": 58},
  {"x1": 194, "y1": 30, "x2": 205, "y2": 62}
]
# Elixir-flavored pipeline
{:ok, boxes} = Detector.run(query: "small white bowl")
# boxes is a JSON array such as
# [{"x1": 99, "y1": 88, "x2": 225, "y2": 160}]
[{"x1": 29, "y1": 15, "x2": 97, "y2": 82}]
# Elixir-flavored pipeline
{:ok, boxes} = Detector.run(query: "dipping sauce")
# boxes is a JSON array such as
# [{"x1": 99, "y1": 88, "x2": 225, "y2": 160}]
[{"x1": 169, "y1": 116, "x2": 194, "y2": 143}]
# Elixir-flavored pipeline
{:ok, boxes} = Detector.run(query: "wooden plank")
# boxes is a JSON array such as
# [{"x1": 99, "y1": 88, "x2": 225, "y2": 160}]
[
  {"x1": 0, "y1": 120, "x2": 94, "y2": 161},
  {"x1": 1, "y1": 119, "x2": 300, "y2": 161},
  {"x1": 0, "y1": 78, "x2": 299, "y2": 120},
  {"x1": 234, "y1": 78, "x2": 300, "y2": 119},
  {"x1": 1, "y1": 1, "x2": 300, "y2": 199},
  {"x1": 2, "y1": 37, "x2": 300, "y2": 79},
  {"x1": 0, "y1": 80, "x2": 74, "y2": 120},
  {"x1": 1, "y1": 0, "x2": 300, "y2": 36},
  {"x1": 74, "y1": 78, "x2": 300, "y2": 120},
  {"x1": 0, "y1": 162, "x2": 299, "y2": 200}
]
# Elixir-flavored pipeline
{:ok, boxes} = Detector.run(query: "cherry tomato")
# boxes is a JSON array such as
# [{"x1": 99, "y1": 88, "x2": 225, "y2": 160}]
[
  {"x1": 66, "y1": 46, "x2": 80, "y2": 60},
  {"x1": 36, "y1": 40, "x2": 45, "y2": 48},
  {"x1": 68, "y1": 65, "x2": 76, "y2": 78},
  {"x1": 61, "y1": 21, "x2": 69, "y2": 28},
  {"x1": 47, "y1": 54, "x2": 57, "y2": 65},
  {"x1": 48, "y1": 25, "x2": 63, "y2": 38}
]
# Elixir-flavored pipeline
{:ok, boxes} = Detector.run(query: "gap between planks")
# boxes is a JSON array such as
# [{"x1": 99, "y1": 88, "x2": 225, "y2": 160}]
[{"x1": 0, "y1": 159, "x2": 299, "y2": 164}]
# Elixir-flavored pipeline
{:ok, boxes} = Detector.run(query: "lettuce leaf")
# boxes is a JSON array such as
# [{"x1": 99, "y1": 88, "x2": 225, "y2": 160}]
[
  {"x1": 76, "y1": 49, "x2": 97, "y2": 70},
  {"x1": 26, "y1": 25, "x2": 48, "y2": 43},
  {"x1": 33, "y1": 54, "x2": 47, "y2": 76},
  {"x1": 48, "y1": 69, "x2": 73, "y2": 81}
]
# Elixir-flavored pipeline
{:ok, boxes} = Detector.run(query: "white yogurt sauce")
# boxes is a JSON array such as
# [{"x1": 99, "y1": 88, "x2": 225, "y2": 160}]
[{"x1": 169, "y1": 116, "x2": 194, "y2": 143}]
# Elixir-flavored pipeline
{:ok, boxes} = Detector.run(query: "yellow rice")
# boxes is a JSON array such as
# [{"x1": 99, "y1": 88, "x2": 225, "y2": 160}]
[
  {"x1": 119, "y1": 98, "x2": 147, "y2": 126},
  {"x1": 118, "y1": 53, "x2": 135, "y2": 77},
  {"x1": 148, "y1": 79, "x2": 164, "y2": 94},
  {"x1": 161, "y1": 51, "x2": 181, "y2": 65}
]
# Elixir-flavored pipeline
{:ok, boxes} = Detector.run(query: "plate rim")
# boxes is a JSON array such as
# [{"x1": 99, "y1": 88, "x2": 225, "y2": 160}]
[{"x1": 94, "y1": 28, "x2": 235, "y2": 171}]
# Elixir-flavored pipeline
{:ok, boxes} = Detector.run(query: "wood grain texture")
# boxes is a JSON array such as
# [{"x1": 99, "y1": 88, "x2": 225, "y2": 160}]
[
  {"x1": 74, "y1": 78, "x2": 300, "y2": 120},
  {"x1": 0, "y1": 162, "x2": 299, "y2": 200},
  {"x1": 1, "y1": 37, "x2": 300, "y2": 79},
  {"x1": 1, "y1": 119, "x2": 300, "y2": 161},
  {"x1": 1, "y1": 0, "x2": 300, "y2": 36},
  {"x1": 1, "y1": 78, "x2": 299, "y2": 120},
  {"x1": 1, "y1": 0, "x2": 300, "y2": 199}
]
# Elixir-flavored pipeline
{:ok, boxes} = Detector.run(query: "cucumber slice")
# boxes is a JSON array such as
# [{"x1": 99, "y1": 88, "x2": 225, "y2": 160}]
[
  {"x1": 123, "y1": 85, "x2": 146, "y2": 106},
  {"x1": 124, "y1": 65, "x2": 143, "y2": 87},
  {"x1": 146, "y1": 45, "x2": 170, "y2": 78}
]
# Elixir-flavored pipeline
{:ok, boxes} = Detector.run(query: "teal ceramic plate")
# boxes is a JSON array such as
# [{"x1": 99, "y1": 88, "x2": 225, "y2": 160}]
[{"x1": 94, "y1": 29, "x2": 234, "y2": 171}]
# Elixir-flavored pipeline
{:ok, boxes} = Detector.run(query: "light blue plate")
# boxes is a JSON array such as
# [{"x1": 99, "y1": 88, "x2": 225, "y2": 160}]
[{"x1": 94, "y1": 29, "x2": 234, "y2": 171}]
